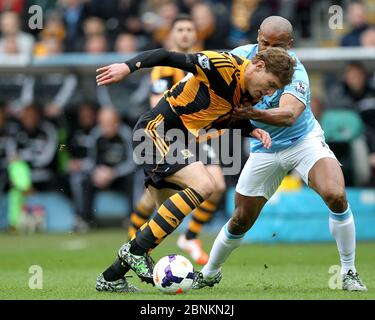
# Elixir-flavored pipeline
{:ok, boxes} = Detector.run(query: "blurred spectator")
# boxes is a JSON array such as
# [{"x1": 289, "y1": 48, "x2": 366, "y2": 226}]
[
  {"x1": 84, "y1": 34, "x2": 108, "y2": 54},
  {"x1": 341, "y1": 1, "x2": 371, "y2": 47},
  {"x1": 277, "y1": 0, "x2": 313, "y2": 39},
  {"x1": 0, "y1": 11, "x2": 35, "y2": 56},
  {"x1": 83, "y1": 16, "x2": 105, "y2": 37},
  {"x1": 191, "y1": 2, "x2": 230, "y2": 50},
  {"x1": 106, "y1": 32, "x2": 149, "y2": 122},
  {"x1": 229, "y1": 0, "x2": 273, "y2": 46},
  {"x1": 33, "y1": 17, "x2": 66, "y2": 57},
  {"x1": 0, "y1": 26, "x2": 34, "y2": 112},
  {"x1": 118, "y1": 0, "x2": 143, "y2": 34},
  {"x1": 32, "y1": 27, "x2": 77, "y2": 120},
  {"x1": 70, "y1": 108, "x2": 135, "y2": 228},
  {"x1": 151, "y1": 0, "x2": 179, "y2": 48},
  {"x1": 69, "y1": 33, "x2": 112, "y2": 110},
  {"x1": 66, "y1": 101, "x2": 98, "y2": 231},
  {"x1": 115, "y1": 32, "x2": 138, "y2": 54},
  {"x1": 328, "y1": 62, "x2": 375, "y2": 110},
  {"x1": 59, "y1": 0, "x2": 90, "y2": 52},
  {"x1": 7, "y1": 104, "x2": 59, "y2": 191},
  {"x1": 0, "y1": 0, "x2": 25, "y2": 12},
  {"x1": 0, "y1": 12, "x2": 34, "y2": 111},
  {"x1": 360, "y1": 27, "x2": 375, "y2": 47},
  {"x1": 0, "y1": 102, "x2": 9, "y2": 194},
  {"x1": 327, "y1": 62, "x2": 375, "y2": 180},
  {"x1": 91, "y1": 108, "x2": 135, "y2": 190}
]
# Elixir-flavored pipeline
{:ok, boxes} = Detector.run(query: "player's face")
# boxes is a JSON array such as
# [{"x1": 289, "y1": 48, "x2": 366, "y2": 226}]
[
  {"x1": 246, "y1": 61, "x2": 282, "y2": 101},
  {"x1": 171, "y1": 20, "x2": 197, "y2": 52},
  {"x1": 257, "y1": 29, "x2": 292, "y2": 51}
]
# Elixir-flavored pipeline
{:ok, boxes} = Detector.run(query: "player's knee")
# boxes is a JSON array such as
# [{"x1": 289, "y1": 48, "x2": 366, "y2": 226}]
[
  {"x1": 215, "y1": 179, "x2": 226, "y2": 195},
  {"x1": 193, "y1": 176, "x2": 215, "y2": 200},
  {"x1": 323, "y1": 187, "x2": 347, "y2": 212},
  {"x1": 228, "y1": 215, "x2": 250, "y2": 234}
]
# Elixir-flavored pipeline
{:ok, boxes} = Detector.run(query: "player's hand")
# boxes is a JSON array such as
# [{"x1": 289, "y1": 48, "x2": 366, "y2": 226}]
[
  {"x1": 96, "y1": 63, "x2": 130, "y2": 86},
  {"x1": 233, "y1": 104, "x2": 261, "y2": 120},
  {"x1": 251, "y1": 128, "x2": 272, "y2": 149}
]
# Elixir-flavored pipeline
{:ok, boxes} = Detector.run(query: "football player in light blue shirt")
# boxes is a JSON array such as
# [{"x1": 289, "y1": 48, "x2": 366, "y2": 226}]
[
  {"x1": 232, "y1": 43, "x2": 315, "y2": 153},
  {"x1": 196, "y1": 16, "x2": 367, "y2": 292}
]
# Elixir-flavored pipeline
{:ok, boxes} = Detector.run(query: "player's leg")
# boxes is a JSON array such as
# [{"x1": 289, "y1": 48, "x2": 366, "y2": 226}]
[
  {"x1": 116, "y1": 161, "x2": 216, "y2": 284},
  {"x1": 307, "y1": 157, "x2": 367, "y2": 291},
  {"x1": 128, "y1": 188, "x2": 155, "y2": 239},
  {"x1": 178, "y1": 164, "x2": 226, "y2": 265},
  {"x1": 195, "y1": 152, "x2": 287, "y2": 288},
  {"x1": 98, "y1": 162, "x2": 215, "y2": 289}
]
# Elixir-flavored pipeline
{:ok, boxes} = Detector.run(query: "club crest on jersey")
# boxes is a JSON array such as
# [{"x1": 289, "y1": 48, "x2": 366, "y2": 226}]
[
  {"x1": 181, "y1": 149, "x2": 194, "y2": 159},
  {"x1": 198, "y1": 54, "x2": 210, "y2": 70},
  {"x1": 296, "y1": 81, "x2": 307, "y2": 96}
]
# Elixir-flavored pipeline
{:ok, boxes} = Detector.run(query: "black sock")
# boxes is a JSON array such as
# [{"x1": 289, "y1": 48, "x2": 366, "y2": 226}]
[
  {"x1": 129, "y1": 239, "x2": 147, "y2": 255},
  {"x1": 102, "y1": 258, "x2": 130, "y2": 281}
]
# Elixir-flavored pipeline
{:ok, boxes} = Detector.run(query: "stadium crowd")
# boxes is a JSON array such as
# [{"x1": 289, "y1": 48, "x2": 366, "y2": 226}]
[{"x1": 0, "y1": 0, "x2": 375, "y2": 231}]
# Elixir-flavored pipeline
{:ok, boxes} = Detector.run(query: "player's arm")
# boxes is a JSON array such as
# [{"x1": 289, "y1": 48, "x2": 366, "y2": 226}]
[
  {"x1": 233, "y1": 93, "x2": 305, "y2": 127},
  {"x1": 96, "y1": 48, "x2": 197, "y2": 86}
]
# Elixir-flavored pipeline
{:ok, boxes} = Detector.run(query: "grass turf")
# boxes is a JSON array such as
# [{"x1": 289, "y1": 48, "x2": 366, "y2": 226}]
[{"x1": 0, "y1": 230, "x2": 374, "y2": 300}]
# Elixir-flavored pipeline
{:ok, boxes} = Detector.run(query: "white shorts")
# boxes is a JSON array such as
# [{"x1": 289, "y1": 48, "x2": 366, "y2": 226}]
[{"x1": 236, "y1": 122, "x2": 338, "y2": 200}]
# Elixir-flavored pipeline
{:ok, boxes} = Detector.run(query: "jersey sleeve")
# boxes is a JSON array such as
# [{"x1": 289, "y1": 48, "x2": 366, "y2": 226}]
[
  {"x1": 230, "y1": 44, "x2": 257, "y2": 59},
  {"x1": 231, "y1": 45, "x2": 251, "y2": 58},
  {"x1": 125, "y1": 48, "x2": 198, "y2": 74},
  {"x1": 281, "y1": 60, "x2": 309, "y2": 106},
  {"x1": 194, "y1": 51, "x2": 238, "y2": 85}
]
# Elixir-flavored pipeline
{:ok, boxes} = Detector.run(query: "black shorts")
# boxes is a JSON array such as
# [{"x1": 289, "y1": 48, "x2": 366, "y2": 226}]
[{"x1": 133, "y1": 98, "x2": 211, "y2": 189}]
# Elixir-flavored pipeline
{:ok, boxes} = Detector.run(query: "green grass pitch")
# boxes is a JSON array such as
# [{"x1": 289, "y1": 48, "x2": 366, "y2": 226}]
[{"x1": 0, "y1": 230, "x2": 374, "y2": 300}]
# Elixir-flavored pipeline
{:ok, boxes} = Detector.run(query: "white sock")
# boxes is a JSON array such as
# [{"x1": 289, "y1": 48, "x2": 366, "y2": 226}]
[
  {"x1": 201, "y1": 221, "x2": 244, "y2": 277},
  {"x1": 329, "y1": 204, "x2": 356, "y2": 275}
]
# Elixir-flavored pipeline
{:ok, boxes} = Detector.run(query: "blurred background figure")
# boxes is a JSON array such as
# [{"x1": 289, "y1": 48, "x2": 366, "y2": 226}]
[
  {"x1": 5, "y1": 104, "x2": 58, "y2": 231},
  {"x1": 66, "y1": 101, "x2": 98, "y2": 232},
  {"x1": 327, "y1": 61, "x2": 375, "y2": 185},
  {"x1": 69, "y1": 108, "x2": 135, "y2": 230},
  {"x1": 190, "y1": 1, "x2": 230, "y2": 50},
  {"x1": 0, "y1": 102, "x2": 10, "y2": 196},
  {"x1": 341, "y1": 1, "x2": 371, "y2": 47},
  {"x1": 32, "y1": 15, "x2": 77, "y2": 121},
  {"x1": 361, "y1": 27, "x2": 375, "y2": 47},
  {"x1": 8, "y1": 104, "x2": 58, "y2": 191},
  {"x1": 0, "y1": 11, "x2": 35, "y2": 57},
  {"x1": 115, "y1": 33, "x2": 139, "y2": 54},
  {"x1": 59, "y1": 0, "x2": 90, "y2": 52}
]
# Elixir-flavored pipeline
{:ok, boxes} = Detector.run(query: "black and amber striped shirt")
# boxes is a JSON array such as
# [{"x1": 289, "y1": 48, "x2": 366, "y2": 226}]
[{"x1": 126, "y1": 48, "x2": 256, "y2": 137}]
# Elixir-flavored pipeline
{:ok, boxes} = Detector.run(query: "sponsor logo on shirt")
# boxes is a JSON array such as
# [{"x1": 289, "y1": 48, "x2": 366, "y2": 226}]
[
  {"x1": 296, "y1": 81, "x2": 307, "y2": 96},
  {"x1": 198, "y1": 54, "x2": 211, "y2": 70}
]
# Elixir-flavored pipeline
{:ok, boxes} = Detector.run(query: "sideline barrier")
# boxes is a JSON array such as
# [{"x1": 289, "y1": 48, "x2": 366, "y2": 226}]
[{"x1": 225, "y1": 187, "x2": 375, "y2": 242}]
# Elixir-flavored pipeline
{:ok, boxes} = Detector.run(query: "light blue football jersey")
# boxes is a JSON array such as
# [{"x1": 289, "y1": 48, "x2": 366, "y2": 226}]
[{"x1": 231, "y1": 44, "x2": 316, "y2": 153}]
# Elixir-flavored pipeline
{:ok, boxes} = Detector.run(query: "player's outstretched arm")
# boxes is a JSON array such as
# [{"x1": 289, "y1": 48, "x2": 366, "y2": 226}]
[{"x1": 96, "y1": 48, "x2": 198, "y2": 86}]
